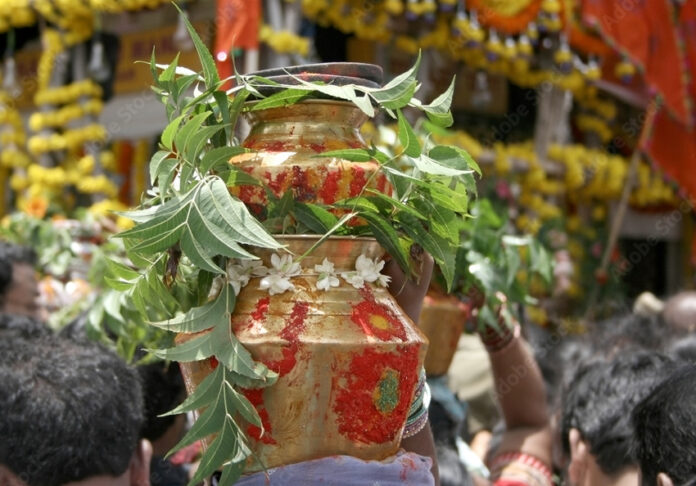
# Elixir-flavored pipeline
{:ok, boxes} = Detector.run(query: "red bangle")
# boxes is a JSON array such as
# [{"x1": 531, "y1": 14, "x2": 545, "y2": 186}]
[{"x1": 480, "y1": 322, "x2": 520, "y2": 353}]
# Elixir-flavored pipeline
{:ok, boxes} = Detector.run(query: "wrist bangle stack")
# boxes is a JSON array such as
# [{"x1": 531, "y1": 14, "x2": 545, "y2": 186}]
[{"x1": 479, "y1": 322, "x2": 521, "y2": 353}]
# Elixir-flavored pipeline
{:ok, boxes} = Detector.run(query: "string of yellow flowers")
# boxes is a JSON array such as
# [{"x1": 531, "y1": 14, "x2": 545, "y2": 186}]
[
  {"x1": 0, "y1": 0, "x2": 175, "y2": 35},
  {"x1": 0, "y1": 0, "x2": 36, "y2": 32},
  {"x1": 259, "y1": 24, "x2": 311, "y2": 57},
  {"x1": 299, "y1": 0, "x2": 603, "y2": 98}
]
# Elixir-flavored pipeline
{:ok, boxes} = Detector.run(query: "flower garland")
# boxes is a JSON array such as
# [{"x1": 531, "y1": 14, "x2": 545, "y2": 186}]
[
  {"x1": 259, "y1": 24, "x2": 311, "y2": 56},
  {"x1": 219, "y1": 253, "x2": 391, "y2": 297}
]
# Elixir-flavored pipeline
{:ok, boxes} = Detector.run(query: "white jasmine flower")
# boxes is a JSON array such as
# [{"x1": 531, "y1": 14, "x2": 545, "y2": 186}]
[
  {"x1": 355, "y1": 254, "x2": 386, "y2": 284},
  {"x1": 341, "y1": 271, "x2": 365, "y2": 289},
  {"x1": 240, "y1": 259, "x2": 268, "y2": 277},
  {"x1": 340, "y1": 254, "x2": 389, "y2": 288},
  {"x1": 259, "y1": 273, "x2": 295, "y2": 295},
  {"x1": 270, "y1": 253, "x2": 301, "y2": 277},
  {"x1": 258, "y1": 253, "x2": 302, "y2": 295},
  {"x1": 226, "y1": 262, "x2": 252, "y2": 295},
  {"x1": 376, "y1": 273, "x2": 391, "y2": 287},
  {"x1": 314, "y1": 258, "x2": 340, "y2": 291},
  {"x1": 207, "y1": 275, "x2": 225, "y2": 299},
  {"x1": 314, "y1": 258, "x2": 340, "y2": 290}
]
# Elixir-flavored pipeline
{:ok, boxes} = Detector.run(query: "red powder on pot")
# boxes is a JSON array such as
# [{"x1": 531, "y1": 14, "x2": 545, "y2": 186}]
[
  {"x1": 350, "y1": 287, "x2": 406, "y2": 341},
  {"x1": 319, "y1": 170, "x2": 340, "y2": 204},
  {"x1": 332, "y1": 345, "x2": 421, "y2": 444},
  {"x1": 241, "y1": 388, "x2": 276, "y2": 445}
]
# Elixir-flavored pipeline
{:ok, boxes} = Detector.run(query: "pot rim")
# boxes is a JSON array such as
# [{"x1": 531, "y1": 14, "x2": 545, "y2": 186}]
[{"x1": 271, "y1": 234, "x2": 378, "y2": 243}]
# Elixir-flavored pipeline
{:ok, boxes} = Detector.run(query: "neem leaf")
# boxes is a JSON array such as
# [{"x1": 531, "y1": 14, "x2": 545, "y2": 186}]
[
  {"x1": 293, "y1": 203, "x2": 339, "y2": 233},
  {"x1": 161, "y1": 114, "x2": 186, "y2": 151},
  {"x1": 397, "y1": 109, "x2": 421, "y2": 157},
  {"x1": 151, "y1": 283, "x2": 236, "y2": 333},
  {"x1": 427, "y1": 145, "x2": 476, "y2": 174},
  {"x1": 370, "y1": 51, "x2": 421, "y2": 109},
  {"x1": 411, "y1": 153, "x2": 470, "y2": 177},
  {"x1": 316, "y1": 148, "x2": 373, "y2": 162},
  {"x1": 360, "y1": 211, "x2": 410, "y2": 273},
  {"x1": 422, "y1": 77, "x2": 455, "y2": 127},
  {"x1": 173, "y1": 3, "x2": 220, "y2": 89},
  {"x1": 174, "y1": 112, "x2": 211, "y2": 158},
  {"x1": 200, "y1": 146, "x2": 246, "y2": 174},
  {"x1": 250, "y1": 88, "x2": 311, "y2": 111}
]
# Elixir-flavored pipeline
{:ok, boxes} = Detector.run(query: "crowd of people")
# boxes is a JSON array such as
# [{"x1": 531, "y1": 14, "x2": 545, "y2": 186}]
[{"x1": 1, "y1": 238, "x2": 695, "y2": 486}]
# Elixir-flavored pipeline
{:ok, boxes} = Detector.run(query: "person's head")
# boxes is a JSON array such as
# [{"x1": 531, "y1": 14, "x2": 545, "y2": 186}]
[
  {"x1": 0, "y1": 241, "x2": 39, "y2": 319},
  {"x1": 588, "y1": 312, "x2": 671, "y2": 357},
  {"x1": 0, "y1": 331, "x2": 151, "y2": 486},
  {"x1": 138, "y1": 361, "x2": 186, "y2": 457},
  {"x1": 632, "y1": 364, "x2": 696, "y2": 486},
  {"x1": 561, "y1": 351, "x2": 678, "y2": 486},
  {"x1": 661, "y1": 291, "x2": 696, "y2": 334}
]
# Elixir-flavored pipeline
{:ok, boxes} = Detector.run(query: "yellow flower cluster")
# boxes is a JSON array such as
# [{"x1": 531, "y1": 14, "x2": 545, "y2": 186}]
[
  {"x1": 76, "y1": 174, "x2": 118, "y2": 198},
  {"x1": 88, "y1": 199, "x2": 135, "y2": 230},
  {"x1": 574, "y1": 113, "x2": 613, "y2": 143},
  {"x1": 299, "y1": 0, "x2": 600, "y2": 97},
  {"x1": 29, "y1": 100, "x2": 104, "y2": 131},
  {"x1": 547, "y1": 143, "x2": 627, "y2": 201},
  {"x1": 35, "y1": 80, "x2": 103, "y2": 107},
  {"x1": 28, "y1": 124, "x2": 107, "y2": 155},
  {"x1": 0, "y1": 1, "x2": 35, "y2": 32},
  {"x1": 259, "y1": 24, "x2": 311, "y2": 57},
  {"x1": 23, "y1": 153, "x2": 118, "y2": 197},
  {"x1": 406, "y1": 0, "x2": 437, "y2": 16},
  {"x1": 631, "y1": 162, "x2": 679, "y2": 207}
]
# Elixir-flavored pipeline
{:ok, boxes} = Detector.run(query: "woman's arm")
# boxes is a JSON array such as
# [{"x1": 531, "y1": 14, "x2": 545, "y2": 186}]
[{"x1": 384, "y1": 253, "x2": 440, "y2": 486}]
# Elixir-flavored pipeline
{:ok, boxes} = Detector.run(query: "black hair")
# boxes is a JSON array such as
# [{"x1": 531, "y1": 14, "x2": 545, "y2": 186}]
[
  {"x1": 632, "y1": 364, "x2": 696, "y2": 486},
  {"x1": 587, "y1": 312, "x2": 672, "y2": 357},
  {"x1": 669, "y1": 334, "x2": 696, "y2": 364},
  {"x1": 0, "y1": 333, "x2": 144, "y2": 486},
  {"x1": 138, "y1": 361, "x2": 186, "y2": 442},
  {"x1": 561, "y1": 351, "x2": 677, "y2": 476},
  {"x1": 0, "y1": 313, "x2": 51, "y2": 339},
  {"x1": 429, "y1": 398, "x2": 474, "y2": 486},
  {"x1": 0, "y1": 241, "x2": 36, "y2": 298}
]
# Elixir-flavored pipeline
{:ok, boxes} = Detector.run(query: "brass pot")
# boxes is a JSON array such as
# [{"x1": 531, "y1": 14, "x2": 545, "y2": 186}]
[
  {"x1": 178, "y1": 236, "x2": 428, "y2": 472},
  {"x1": 418, "y1": 290, "x2": 469, "y2": 376},
  {"x1": 228, "y1": 100, "x2": 390, "y2": 212}
]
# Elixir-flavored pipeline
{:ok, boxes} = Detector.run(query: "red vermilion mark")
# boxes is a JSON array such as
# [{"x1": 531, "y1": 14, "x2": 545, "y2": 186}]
[
  {"x1": 400, "y1": 455, "x2": 418, "y2": 480},
  {"x1": 350, "y1": 287, "x2": 406, "y2": 341},
  {"x1": 241, "y1": 388, "x2": 277, "y2": 445},
  {"x1": 251, "y1": 296, "x2": 270, "y2": 321},
  {"x1": 309, "y1": 142, "x2": 326, "y2": 153},
  {"x1": 332, "y1": 345, "x2": 420, "y2": 444},
  {"x1": 240, "y1": 302, "x2": 310, "y2": 446},
  {"x1": 263, "y1": 302, "x2": 309, "y2": 377},
  {"x1": 242, "y1": 137, "x2": 257, "y2": 149},
  {"x1": 318, "y1": 169, "x2": 340, "y2": 203},
  {"x1": 265, "y1": 170, "x2": 288, "y2": 195},
  {"x1": 348, "y1": 140, "x2": 363, "y2": 149},
  {"x1": 376, "y1": 173, "x2": 388, "y2": 194},
  {"x1": 349, "y1": 166, "x2": 367, "y2": 197},
  {"x1": 209, "y1": 356, "x2": 219, "y2": 369},
  {"x1": 290, "y1": 166, "x2": 315, "y2": 202},
  {"x1": 263, "y1": 140, "x2": 289, "y2": 152}
]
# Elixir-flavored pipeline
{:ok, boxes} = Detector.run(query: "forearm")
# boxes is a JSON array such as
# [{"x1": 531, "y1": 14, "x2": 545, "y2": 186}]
[
  {"x1": 487, "y1": 328, "x2": 548, "y2": 429},
  {"x1": 400, "y1": 421, "x2": 440, "y2": 486}
]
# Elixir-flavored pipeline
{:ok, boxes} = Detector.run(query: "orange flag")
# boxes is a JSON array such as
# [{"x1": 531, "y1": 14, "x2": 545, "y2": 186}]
[{"x1": 215, "y1": 0, "x2": 261, "y2": 83}]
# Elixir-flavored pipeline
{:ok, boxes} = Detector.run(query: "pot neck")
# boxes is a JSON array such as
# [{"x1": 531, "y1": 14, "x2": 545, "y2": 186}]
[{"x1": 242, "y1": 100, "x2": 369, "y2": 153}]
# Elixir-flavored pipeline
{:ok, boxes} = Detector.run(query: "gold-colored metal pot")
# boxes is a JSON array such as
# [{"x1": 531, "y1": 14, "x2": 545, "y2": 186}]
[
  {"x1": 228, "y1": 100, "x2": 390, "y2": 211},
  {"x1": 418, "y1": 290, "x2": 469, "y2": 376},
  {"x1": 178, "y1": 236, "x2": 428, "y2": 472}
]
